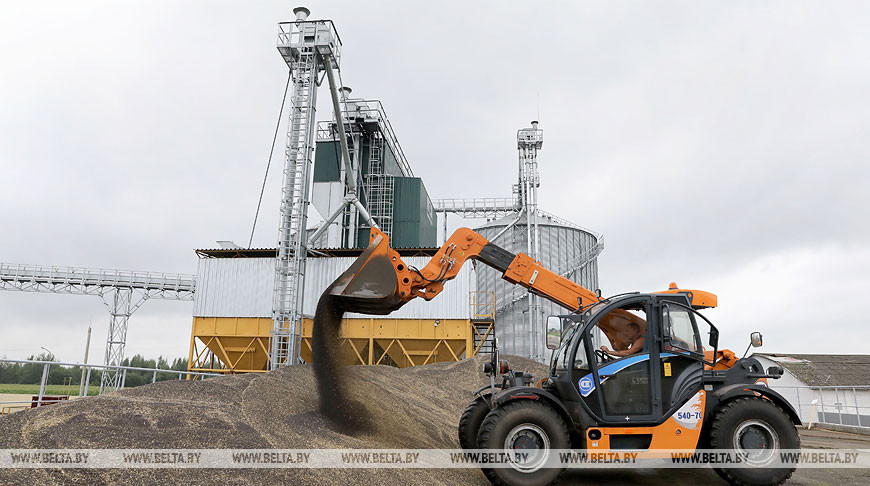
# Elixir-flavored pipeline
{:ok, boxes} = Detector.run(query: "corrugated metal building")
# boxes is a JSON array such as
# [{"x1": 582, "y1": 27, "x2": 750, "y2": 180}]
[
  {"x1": 188, "y1": 250, "x2": 480, "y2": 373},
  {"x1": 194, "y1": 255, "x2": 473, "y2": 319}
]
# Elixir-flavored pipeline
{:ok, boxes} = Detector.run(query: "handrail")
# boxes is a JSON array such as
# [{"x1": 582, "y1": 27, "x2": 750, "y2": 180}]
[
  {"x1": 0, "y1": 358, "x2": 223, "y2": 411},
  {"x1": 0, "y1": 262, "x2": 195, "y2": 299}
]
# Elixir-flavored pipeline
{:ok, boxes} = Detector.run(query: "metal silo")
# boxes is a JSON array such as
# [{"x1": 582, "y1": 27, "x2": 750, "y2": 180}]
[{"x1": 475, "y1": 211, "x2": 603, "y2": 362}]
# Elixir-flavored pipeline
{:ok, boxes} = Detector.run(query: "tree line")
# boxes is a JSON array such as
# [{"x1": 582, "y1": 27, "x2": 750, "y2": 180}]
[{"x1": 0, "y1": 352, "x2": 189, "y2": 388}]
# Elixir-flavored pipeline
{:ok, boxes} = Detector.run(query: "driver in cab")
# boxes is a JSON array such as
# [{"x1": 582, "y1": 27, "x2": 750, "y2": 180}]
[{"x1": 601, "y1": 322, "x2": 645, "y2": 358}]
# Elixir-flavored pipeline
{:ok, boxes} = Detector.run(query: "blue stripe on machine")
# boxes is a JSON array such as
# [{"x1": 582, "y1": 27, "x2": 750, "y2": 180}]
[{"x1": 578, "y1": 353, "x2": 676, "y2": 397}]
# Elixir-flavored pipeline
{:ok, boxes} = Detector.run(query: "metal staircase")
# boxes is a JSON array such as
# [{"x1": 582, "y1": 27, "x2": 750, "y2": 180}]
[{"x1": 469, "y1": 291, "x2": 496, "y2": 357}]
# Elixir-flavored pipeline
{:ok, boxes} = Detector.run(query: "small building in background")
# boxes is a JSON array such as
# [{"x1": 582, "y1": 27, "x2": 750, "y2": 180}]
[{"x1": 755, "y1": 353, "x2": 870, "y2": 431}]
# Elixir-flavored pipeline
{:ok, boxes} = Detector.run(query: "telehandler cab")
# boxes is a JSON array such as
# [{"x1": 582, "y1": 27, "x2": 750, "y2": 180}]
[{"x1": 329, "y1": 227, "x2": 801, "y2": 486}]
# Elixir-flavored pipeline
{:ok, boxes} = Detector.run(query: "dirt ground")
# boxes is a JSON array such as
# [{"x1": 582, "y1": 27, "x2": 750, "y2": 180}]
[
  {"x1": 0, "y1": 356, "x2": 867, "y2": 485},
  {"x1": 561, "y1": 428, "x2": 870, "y2": 485}
]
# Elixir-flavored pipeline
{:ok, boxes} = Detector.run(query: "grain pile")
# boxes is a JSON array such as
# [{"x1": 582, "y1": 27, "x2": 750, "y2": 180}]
[{"x1": 0, "y1": 354, "x2": 547, "y2": 485}]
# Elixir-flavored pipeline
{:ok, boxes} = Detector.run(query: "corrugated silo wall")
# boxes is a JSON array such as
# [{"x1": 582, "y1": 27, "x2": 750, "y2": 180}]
[{"x1": 475, "y1": 223, "x2": 600, "y2": 362}]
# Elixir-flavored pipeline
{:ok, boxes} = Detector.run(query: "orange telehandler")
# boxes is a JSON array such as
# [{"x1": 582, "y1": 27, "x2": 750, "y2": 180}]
[{"x1": 329, "y1": 227, "x2": 800, "y2": 486}]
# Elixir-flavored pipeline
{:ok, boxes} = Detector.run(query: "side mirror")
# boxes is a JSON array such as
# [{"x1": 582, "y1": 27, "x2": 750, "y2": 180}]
[
  {"x1": 546, "y1": 316, "x2": 562, "y2": 350},
  {"x1": 750, "y1": 332, "x2": 763, "y2": 348},
  {"x1": 708, "y1": 326, "x2": 719, "y2": 348}
]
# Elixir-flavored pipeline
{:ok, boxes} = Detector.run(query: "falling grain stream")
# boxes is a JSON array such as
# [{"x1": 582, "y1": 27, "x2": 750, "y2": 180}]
[
  {"x1": 311, "y1": 291, "x2": 373, "y2": 433},
  {"x1": 310, "y1": 240, "x2": 407, "y2": 434}
]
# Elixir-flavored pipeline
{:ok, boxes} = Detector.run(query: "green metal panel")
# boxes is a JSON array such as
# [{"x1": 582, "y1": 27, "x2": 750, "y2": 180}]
[
  {"x1": 356, "y1": 227, "x2": 371, "y2": 248},
  {"x1": 392, "y1": 177, "x2": 420, "y2": 222},
  {"x1": 313, "y1": 141, "x2": 341, "y2": 182},
  {"x1": 314, "y1": 138, "x2": 377, "y2": 182},
  {"x1": 390, "y1": 177, "x2": 437, "y2": 247},
  {"x1": 417, "y1": 180, "x2": 437, "y2": 246}
]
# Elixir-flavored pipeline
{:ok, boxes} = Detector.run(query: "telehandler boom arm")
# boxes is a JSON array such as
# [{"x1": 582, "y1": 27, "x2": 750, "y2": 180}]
[
  {"x1": 401, "y1": 228, "x2": 602, "y2": 312},
  {"x1": 330, "y1": 227, "x2": 716, "y2": 317}
]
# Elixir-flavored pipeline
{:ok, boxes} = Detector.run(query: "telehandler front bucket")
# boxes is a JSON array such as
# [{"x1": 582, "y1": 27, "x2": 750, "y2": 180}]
[{"x1": 327, "y1": 228, "x2": 409, "y2": 315}]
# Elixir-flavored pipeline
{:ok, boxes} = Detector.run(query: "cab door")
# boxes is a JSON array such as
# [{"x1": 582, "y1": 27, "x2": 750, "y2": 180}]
[
  {"x1": 658, "y1": 299, "x2": 706, "y2": 414},
  {"x1": 575, "y1": 297, "x2": 661, "y2": 424}
]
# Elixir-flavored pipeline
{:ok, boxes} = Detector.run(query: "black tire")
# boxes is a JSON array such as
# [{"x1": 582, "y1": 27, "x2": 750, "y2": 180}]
[
  {"x1": 710, "y1": 397, "x2": 800, "y2": 486},
  {"x1": 477, "y1": 400, "x2": 569, "y2": 486},
  {"x1": 459, "y1": 395, "x2": 491, "y2": 450}
]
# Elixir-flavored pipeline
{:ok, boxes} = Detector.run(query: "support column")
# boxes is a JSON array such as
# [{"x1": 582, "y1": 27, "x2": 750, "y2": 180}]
[
  {"x1": 518, "y1": 122, "x2": 543, "y2": 360},
  {"x1": 100, "y1": 288, "x2": 132, "y2": 393},
  {"x1": 443, "y1": 212, "x2": 448, "y2": 244}
]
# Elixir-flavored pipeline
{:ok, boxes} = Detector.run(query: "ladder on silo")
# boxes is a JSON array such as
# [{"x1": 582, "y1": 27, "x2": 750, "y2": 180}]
[
  {"x1": 271, "y1": 44, "x2": 320, "y2": 369},
  {"x1": 365, "y1": 133, "x2": 394, "y2": 239}
]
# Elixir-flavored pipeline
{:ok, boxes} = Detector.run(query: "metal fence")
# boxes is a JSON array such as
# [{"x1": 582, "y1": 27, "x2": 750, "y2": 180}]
[
  {"x1": 0, "y1": 358, "x2": 221, "y2": 414},
  {"x1": 770, "y1": 385, "x2": 870, "y2": 428}
]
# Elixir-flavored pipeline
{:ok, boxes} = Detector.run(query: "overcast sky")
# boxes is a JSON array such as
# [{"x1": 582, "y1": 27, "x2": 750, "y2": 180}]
[{"x1": 2, "y1": 1, "x2": 869, "y2": 364}]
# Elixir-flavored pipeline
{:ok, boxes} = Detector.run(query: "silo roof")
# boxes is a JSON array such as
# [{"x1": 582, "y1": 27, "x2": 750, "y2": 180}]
[{"x1": 475, "y1": 210, "x2": 601, "y2": 240}]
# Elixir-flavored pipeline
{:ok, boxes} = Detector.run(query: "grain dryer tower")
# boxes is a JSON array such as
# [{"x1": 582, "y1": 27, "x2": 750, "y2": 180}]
[
  {"x1": 268, "y1": 9, "x2": 442, "y2": 369},
  {"x1": 270, "y1": 7, "x2": 342, "y2": 370},
  {"x1": 187, "y1": 8, "x2": 471, "y2": 375}
]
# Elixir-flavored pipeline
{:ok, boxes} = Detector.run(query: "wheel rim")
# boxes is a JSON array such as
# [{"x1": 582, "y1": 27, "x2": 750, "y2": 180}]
[
  {"x1": 733, "y1": 419, "x2": 779, "y2": 466},
  {"x1": 504, "y1": 423, "x2": 550, "y2": 472}
]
